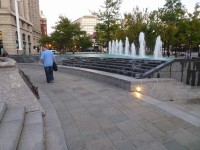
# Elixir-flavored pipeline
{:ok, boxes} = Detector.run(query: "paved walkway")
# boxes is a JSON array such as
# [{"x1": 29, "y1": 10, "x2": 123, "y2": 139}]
[{"x1": 20, "y1": 66, "x2": 200, "y2": 150}]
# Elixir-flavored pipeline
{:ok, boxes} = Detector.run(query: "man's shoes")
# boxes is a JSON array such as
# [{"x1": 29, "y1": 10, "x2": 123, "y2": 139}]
[{"x1": 50, "y1": 80, "x2": 54, "y2": 83}]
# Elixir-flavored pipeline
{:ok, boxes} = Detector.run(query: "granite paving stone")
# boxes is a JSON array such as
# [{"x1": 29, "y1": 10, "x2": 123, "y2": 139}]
[
  {"x1": 116, "y1": 141, "x2": 137, "y2": 150},
  {"x1": 86, "y1": 137, "x2": 117, "y2": 150},
  {"x1": 186, "y1": 141, "x2": 200, "y2": 150},
  {"x1": 109, "y1": 114, "x2": 129, "y2": 123},
  {"x1": 131, "y1": 132, "x2": 157, "y2": 147},
  {"x1": 163, "y1": 141, "x2": 189, "y2": 150},
  {"x1": 19, "y1": 65, "x2": 200, "y2": 150},
  {"x1": 137, "y1": 141, "x2": 168, "y2": 150},
  {"x1": 167, "y1": 128, "x2": 200, "y2": 145}
]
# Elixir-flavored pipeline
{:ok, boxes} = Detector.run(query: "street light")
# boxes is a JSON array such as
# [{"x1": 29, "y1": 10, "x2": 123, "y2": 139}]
[
  {"x1": 181, "y1": 44, "x2": 185, "y2": 56},
  {"x1": 188, "y1": 34, "x2": 192, "y2": 58},
  {"x1": 15, "y1": 0, "x2": 22, "y2": 52}
]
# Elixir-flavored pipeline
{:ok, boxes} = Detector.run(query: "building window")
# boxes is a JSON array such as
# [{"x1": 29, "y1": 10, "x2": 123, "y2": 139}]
[
  {"x1": 22, "y1": 33, "x2": 26, "y2": 51},
  {"x1": 28, "y1": 35, "x2": 31, "y2": 54}
]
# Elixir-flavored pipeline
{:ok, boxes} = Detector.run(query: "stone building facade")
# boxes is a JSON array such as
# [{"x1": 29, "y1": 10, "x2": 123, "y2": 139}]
[
  {"x1": 72, "y1": 16, "x2": 99, "y2": 35},
  {"x1": 0, "y1": 0, "x2": 41, "y2": 55}
]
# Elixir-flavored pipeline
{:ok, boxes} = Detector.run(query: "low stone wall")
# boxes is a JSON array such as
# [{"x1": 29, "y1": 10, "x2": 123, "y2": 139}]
[
  {"x1": 0, "y1": 57, "x2": 44, "y2": 113},
  {"x1": 131, "y1": 78, "x2": 199, "y2": 101}
]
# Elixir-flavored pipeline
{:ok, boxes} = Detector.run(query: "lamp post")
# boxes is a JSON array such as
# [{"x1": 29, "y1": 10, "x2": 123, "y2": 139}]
[
  {"x1": 181, "y1": 44, "x2": 185, "y2": 57},
  {"x1": 198, "y1": 45, "x2": 200, "y2": 57},
  {"x1": 15, "y1": 0, "x2": 22, "y2": 52},
  {"x1": 188, "y1": 34, "x2": 192, "y2": 58}
]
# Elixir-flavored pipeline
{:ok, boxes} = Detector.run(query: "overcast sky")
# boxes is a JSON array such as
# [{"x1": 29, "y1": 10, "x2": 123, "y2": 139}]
[{"x1": 39, "y1": 0, "x2": 199, "y2": 34}]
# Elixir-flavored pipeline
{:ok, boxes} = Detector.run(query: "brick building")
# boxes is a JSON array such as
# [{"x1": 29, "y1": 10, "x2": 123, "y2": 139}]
[{"x1": 40, "y1": 11, "x2": 47, "y2": 36}]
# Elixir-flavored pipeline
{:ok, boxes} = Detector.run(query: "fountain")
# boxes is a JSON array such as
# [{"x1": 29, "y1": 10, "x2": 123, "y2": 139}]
[
  {"x1": 124, "y1": 37, "x2": 130, "y2": 56},
  {"x1": 154, "y1": 36, "x2": 163, "y2": 59},
  {"x1": 131, "y1": 43, "x2": 136, "y2": 57},
  {"x1": 108, "y1": 41, "x2": 112, "y2": 54},
  {"x1": 115, "y1": 39, "x2": 119, "y2": 55},
  {"x1": 119, "y1": 40, "x2": 123, "y2": 55},
  {"x1": 111, "y1": 40, "x2": 115, "y2": 54},
  {"x1": 108, "y1": 32, "x2": 164, "y2": 59},
  {"x1": 139, "y1": 32, "x2": 146, "y2": 58}
]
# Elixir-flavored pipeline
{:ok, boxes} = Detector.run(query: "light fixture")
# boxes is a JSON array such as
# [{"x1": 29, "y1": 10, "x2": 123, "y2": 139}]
[{"x1": 136, "y1": 86, "x2": 142, "y2": 92}]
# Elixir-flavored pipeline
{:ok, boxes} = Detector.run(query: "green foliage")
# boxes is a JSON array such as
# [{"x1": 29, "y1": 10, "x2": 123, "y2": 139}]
[
  {"x1": 92, "y1": 0, "x2": 122, "y2": 47},
  {"x1": 115, "y1": 0, "x2": 200, "y2": 52},
  {"x1": 38, "y1": 35, "x2": 52, "y2": 46},
  {"x1": 38, "y1": 15, "x2": 93, "y2": 53},
  {"x1": 39, "y1": 0, "x2": 200, "y2": 53}
]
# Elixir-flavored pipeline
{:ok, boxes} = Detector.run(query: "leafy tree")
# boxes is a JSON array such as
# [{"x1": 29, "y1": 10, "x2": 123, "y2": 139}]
[
  {"x1": 38, "y1": 35, "x2": 52, "y2": 47},
  {"x1": 51, "y1": 15, "x2": 86, "y2": 52},
  {"x1": 74, "y1": 35, "x2": 93, "y2": 51},
  {"x1": 161, "y1": 0, "x2": 186, "y2": 49},
  {"x1": 92, "y1": 0, "x2": 122, "y2": 47},
  {"x1": 188, "y1": 3, "x2": 200, "y2": 48},
  {"x1": 120, "y1": 7, "x2": 152, "y2": 51}
]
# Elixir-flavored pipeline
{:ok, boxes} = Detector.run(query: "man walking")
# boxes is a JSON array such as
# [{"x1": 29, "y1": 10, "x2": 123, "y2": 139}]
[{"x1": 40, "y1": 45, "x2": 55, "y2": 83}]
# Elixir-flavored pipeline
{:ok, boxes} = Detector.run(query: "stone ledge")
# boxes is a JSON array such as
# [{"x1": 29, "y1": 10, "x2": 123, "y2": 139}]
[
  {"x1": 0, "y1": 60, "x2": 44, "y2": 114},
  {"x1": 0, "y1": 57, "x2": 16, "y2": 68}
]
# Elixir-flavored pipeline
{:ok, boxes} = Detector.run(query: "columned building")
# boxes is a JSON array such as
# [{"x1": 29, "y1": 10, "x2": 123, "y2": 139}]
[{"x1": 0, "y1": 0, "x2": 41, "y2": 55}]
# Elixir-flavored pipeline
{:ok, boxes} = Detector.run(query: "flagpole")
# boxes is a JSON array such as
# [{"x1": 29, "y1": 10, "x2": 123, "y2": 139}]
[{"x1": 15, "y1": 0, "x2": 23, "y2": 51}]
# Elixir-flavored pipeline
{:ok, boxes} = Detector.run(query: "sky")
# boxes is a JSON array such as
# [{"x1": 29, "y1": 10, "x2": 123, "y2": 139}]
[{"x1": 39, "y1": 0, "x2": 199, "y2": 34}]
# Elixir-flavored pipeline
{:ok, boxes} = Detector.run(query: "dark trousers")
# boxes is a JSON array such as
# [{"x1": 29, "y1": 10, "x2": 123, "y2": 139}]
[{"x1": 44, "y1": 66, "x2": 53, "y2": 83}]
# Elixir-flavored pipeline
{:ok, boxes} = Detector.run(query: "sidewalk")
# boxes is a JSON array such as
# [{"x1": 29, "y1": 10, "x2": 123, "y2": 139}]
[
  {"x1": 20, "y1": 65, "x2": 200, "y2": 150},
  {"x1": 164, "y1": 52, "x2": 199, "y2": 59}
]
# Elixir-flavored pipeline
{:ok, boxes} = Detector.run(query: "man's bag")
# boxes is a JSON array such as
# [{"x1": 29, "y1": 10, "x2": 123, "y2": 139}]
[{"x1": 53, "y1": 62, "x2": 58, "y2": 71}]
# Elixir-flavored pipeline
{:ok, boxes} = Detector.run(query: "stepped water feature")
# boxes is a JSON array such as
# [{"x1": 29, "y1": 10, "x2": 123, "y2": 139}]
[
  {"x1": 60, "y1": 31, "x2": 170, "y2": 79},
  {"x1": 108, "y1": 32, "x2": 163, "y2": 59}
]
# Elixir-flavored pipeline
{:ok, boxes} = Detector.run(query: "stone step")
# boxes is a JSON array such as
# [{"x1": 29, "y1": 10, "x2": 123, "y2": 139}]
[
  {"x1": 17, "y1": 111, "x2": 45, "y2": 150},
  {"x1": 0, "y1": 101, "x2": 6, "y2": 123},
  {"x1": 0, "y1": 106, "x2": 25, "y2": 150}
]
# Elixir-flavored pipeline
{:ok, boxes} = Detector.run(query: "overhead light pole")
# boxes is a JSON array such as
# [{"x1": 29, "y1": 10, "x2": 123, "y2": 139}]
[{"x1": 15, "y1": 0, "x2": 23, "y2": 52}]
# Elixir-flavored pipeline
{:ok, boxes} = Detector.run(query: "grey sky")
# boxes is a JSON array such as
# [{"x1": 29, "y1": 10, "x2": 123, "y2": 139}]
[{"x1": 39, "y1": 0, "x2": 199, "y2": 34}]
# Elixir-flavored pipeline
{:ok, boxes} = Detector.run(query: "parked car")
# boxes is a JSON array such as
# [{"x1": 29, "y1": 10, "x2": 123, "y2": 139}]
[{"x1": 50, "y1": 50, "x2": 59, "y2": 54}]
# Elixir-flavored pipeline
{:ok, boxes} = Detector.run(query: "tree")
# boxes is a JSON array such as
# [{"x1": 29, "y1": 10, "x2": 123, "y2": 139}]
[
  {"x1": 51, "y1": 15, "x2": 86, "y2": 52},
  {"x1": 92, "y1": 0, "x2": 122, "y2": 47},
  {"x1": 161, "y1": 0, "x2": 186, "y2": 50},
  {"x1": 188, "y1": 3, "x2": 200, "y2": 48},
  {"x1": 120, "y1": 7, "x2": 153, "y2": 51},
  {"x1": 38, "y1": 35, "x2": 52, "y2": 47},
  {"x1": 76, "y1": 35, "x2": 93, "y2": 51}
]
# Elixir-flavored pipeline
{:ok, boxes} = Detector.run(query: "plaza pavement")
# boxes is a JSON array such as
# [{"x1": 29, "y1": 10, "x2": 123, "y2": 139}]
[{"x1": 20, "y1": 65, "x2": 200, "y2": 150}]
